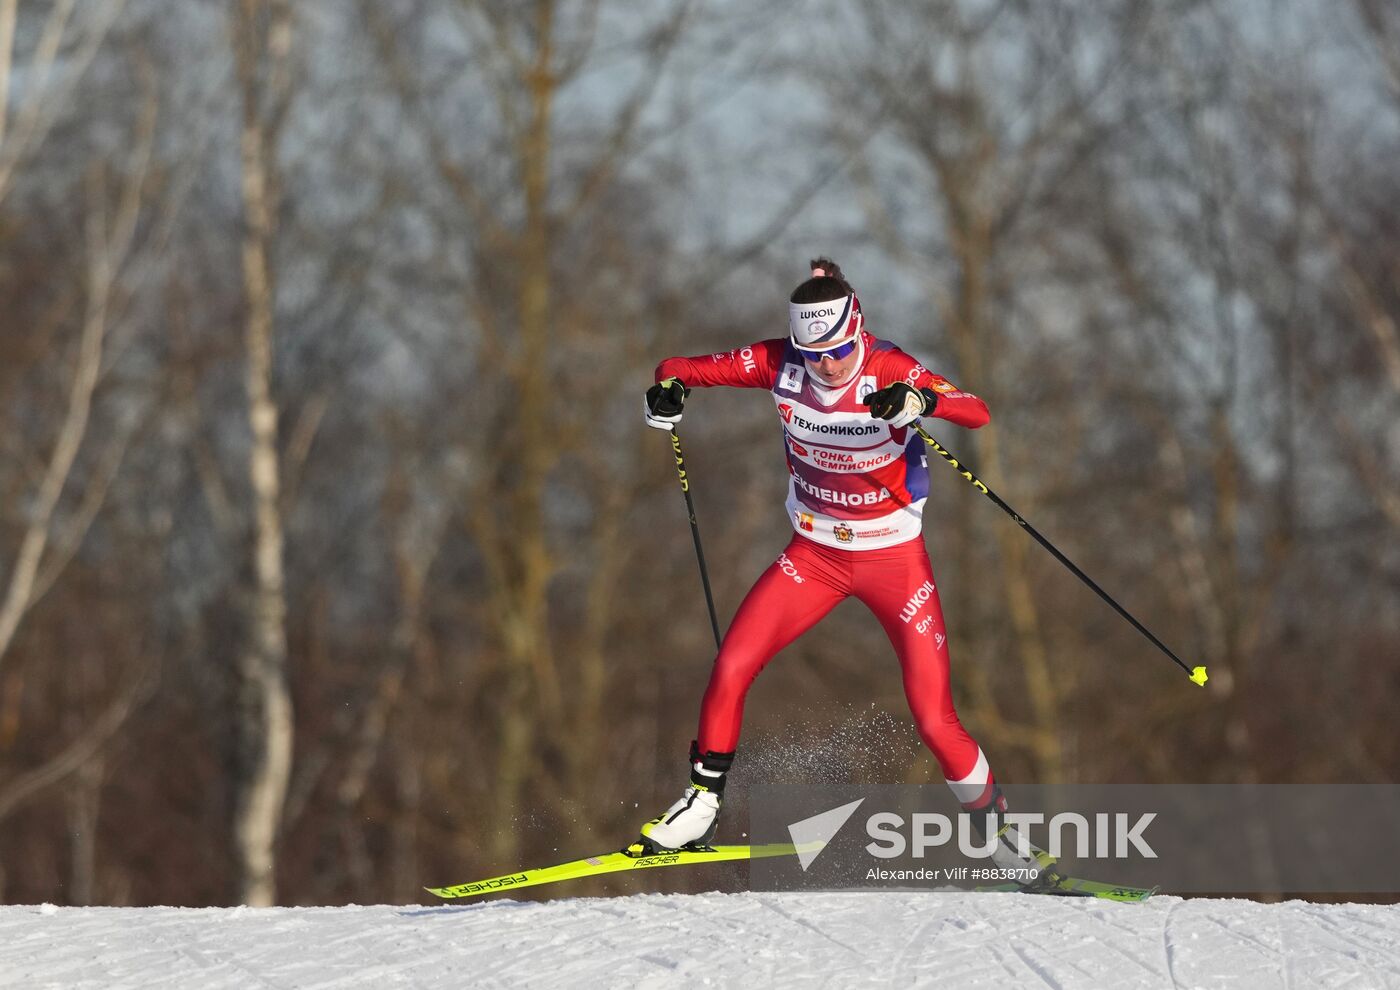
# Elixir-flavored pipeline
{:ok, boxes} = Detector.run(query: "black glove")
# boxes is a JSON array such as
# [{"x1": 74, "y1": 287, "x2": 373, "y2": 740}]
[
  {"x1": 862, "y1": 382, "x2": 937, "y2": 427},
  {"x1": 645, "y1": 377, "x2": 689, "y2": 430}
]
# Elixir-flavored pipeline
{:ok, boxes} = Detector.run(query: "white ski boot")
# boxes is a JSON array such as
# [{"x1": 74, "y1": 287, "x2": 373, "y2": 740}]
[{"x1": 630, "y1": 743, "x2": 735, "y2": 856}]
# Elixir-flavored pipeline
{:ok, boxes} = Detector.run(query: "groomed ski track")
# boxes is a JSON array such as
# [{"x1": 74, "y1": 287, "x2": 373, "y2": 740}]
[{"x1": 4, "y1": 891, "x2": 1400, "y2": 988}]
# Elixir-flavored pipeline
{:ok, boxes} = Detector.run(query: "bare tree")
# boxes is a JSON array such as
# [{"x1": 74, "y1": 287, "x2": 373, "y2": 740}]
[
  {"x1": 0, "y1": 0, "x2": 145, "y2": 681},
  {"x1": 366, "y1": 0, "x2": 699, "y2": 870},
  {"x1": 230, "y1": 0, "x2": 296, "y2": 906},
  {"x1": 0, "y1": 0, "x2": 127, "y2": 209},
  {"x1": 0, "y1": 37, "x2": 166, "y2": 900},
  {"x1": 823, "y1": 0, "x2": 1158, "y2": 781},
  {"x1": 0, "y1": 76, "x2": 158, "y2": 774}
]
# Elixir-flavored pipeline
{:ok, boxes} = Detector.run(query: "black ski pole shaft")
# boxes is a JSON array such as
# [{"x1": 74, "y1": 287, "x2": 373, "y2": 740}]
[
  {"x1": 668, "y1": 428, "x2": 723, "y2": 651},
  {"x1": 913, "y1": 423, "x2": 1207, "y2": 687}
]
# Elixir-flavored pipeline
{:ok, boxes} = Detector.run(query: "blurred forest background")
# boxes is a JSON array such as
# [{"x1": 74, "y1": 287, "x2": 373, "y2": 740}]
[{"x1": 0, "y1": 0, "x2": 1397, "y2": 907}]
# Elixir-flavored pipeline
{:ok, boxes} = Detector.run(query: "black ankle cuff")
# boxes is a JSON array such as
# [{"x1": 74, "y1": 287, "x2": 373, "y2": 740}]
[
  {"x1": 965, "y1": 784, "x2": 1007, "y2": 836},
  {"x1": 689, "y1": 740, "x2": 736, "y2": 793},
  {"x1": 689, "y1": 740, "x2": 736, "y2": 774},
  {"x1": 689, "y1": 767, "x2": 728, "y2": 794}
]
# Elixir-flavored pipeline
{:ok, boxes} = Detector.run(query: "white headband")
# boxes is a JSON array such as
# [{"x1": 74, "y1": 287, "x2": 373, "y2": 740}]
[{"x1": 789, "y1": 293, "x2": 858, "y2": 350}]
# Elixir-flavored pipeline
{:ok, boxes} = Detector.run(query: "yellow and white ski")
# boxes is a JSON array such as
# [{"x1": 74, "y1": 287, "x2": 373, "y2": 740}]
[{"x1": 426, "y1": 843, "x2": 802, "y2": 900}]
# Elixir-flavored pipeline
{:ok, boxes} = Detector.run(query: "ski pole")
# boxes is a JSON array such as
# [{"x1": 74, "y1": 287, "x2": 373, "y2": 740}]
[
  {"x1": 667, "y1": 428, "x2": 724, "y2": 651},
  {"x1": 913, "y1": 423, "x2": 1208, "y2": 687}
]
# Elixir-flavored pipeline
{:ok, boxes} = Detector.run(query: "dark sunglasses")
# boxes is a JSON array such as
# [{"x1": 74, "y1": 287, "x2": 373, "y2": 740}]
[{"x1": 796, "y1": 339, "x2": 857, "y2": 362}]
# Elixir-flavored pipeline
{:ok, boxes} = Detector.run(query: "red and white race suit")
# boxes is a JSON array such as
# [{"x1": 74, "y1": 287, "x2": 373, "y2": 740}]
[{"x1": 655, "y1": 331, "x2": 998, "y2": 806}]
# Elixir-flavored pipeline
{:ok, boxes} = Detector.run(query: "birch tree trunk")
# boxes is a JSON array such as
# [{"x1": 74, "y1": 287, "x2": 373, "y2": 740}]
[{"x1": 232, "y1": 0, "x2": 294, "y2": 907}]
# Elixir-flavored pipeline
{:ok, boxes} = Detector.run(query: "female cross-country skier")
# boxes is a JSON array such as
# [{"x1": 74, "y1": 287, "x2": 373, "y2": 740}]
[{"x1": 635, "y1": 258, "x2": 1045, "y2": 875}]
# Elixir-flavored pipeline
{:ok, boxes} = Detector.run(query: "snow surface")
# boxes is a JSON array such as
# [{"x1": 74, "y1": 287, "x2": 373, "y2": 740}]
[{"x1": 3, "y1": 892, "x2": 1400, "y2": 989}]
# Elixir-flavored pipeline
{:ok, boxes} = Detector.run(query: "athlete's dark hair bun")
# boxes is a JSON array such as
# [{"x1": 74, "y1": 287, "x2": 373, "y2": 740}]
[{"x1": 791, "y1": 256, "x2": 853, "y2": 304}]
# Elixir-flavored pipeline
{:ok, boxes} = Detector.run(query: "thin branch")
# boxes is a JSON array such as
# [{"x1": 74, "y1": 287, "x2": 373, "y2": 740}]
[
  {"x1": 0, "y1": 169, "x2": 113, "y2": 678},
  {"x1": 28, "y1": 406, "x2": 139, "y2": 605},
  {"x1": 0, "y1": 0, "x2": 17, "y2": 148},
  {"x1": 560, "y1": 0, "x2": 696, "y2": 223},
  {"x1": 0, "y1": 0, "x2": 126, "y2": 209},
  {"x1": 363, "y1": 0, "x2": 516, "y2": 258},
  {"x1": 279, "y1": 392, "x2": 328, "y2": 514},
  {"x1": 0, "y1": 667, "x2": 155, "y2": 825},
  {"x1": 1353, "y1": 0, "x2": 1400, "y2": 100}
]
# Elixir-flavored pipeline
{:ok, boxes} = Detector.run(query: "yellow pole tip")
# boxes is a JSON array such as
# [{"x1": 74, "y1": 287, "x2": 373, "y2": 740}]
[{"x1": 1189, "y1": 666, "x2": 1209, "y2": 686}]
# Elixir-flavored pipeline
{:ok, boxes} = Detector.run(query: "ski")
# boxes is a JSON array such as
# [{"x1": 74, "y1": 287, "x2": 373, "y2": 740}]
[
  {"x1": 1046, "y1": 874, "x2": 1159, "y2": 901},
  {"x1": 976, "y1": 874, "x2": 1159, "y2": 902},
  {"x1": 426, "y1": 843, "x2": 802, "y2": 900}
]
